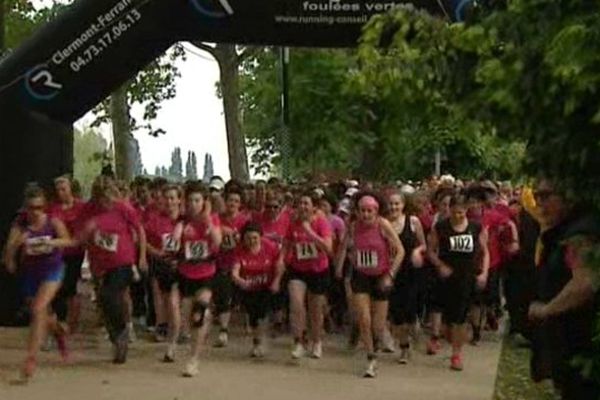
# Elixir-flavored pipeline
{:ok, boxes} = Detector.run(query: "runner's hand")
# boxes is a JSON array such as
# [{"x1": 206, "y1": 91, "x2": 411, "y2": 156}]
[
  {"x1": 138, "y1": 255, "x2": 149, "y2": 272},
  {"x1": 528, "y1": 302, "x2": 549, "y2": 321},
  {"x1": 439, "y1": 264, "x2": 453, "y2": 279},
  {"x1": 269, "y1": 280, "x2": 281, "y2": 294},
  {"x1": 379, "y1": 274, "x2": 393, "y2": 291},
  {"x1": 476, "y1": 271, "x2": 488, "y2": 289},
  {"x1": 411, "y1": 249, "x2": 425, "y2": 268}
]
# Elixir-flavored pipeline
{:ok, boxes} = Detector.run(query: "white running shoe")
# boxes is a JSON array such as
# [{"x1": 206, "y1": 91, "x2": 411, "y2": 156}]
[
  {"x1": 310, "y1": 341, "x2": 323, "y2": 359},
  {"x1": 398, "y1": 348, "x2": 410, "y2": 365},
  {"x1": 363, "y1": 360, "x2": 377, "y2": 378},
  {"x1": 291, "y1": 343, "x2": 306, "y2": 359},
  {"x1": 251, "y1": 344, "x2": 265, "y2": 358},
  {"x1": 163, "y1": 347, "x2": 175, "y2": 363},
  {"x1": 182, "y1": 359, "x2": 199, "y2": 377},
  {"x1": 127, "y1": 323, "x2": 137, "y2": 343},
  {"x1": 215, "y1": 331, "x2": 228, "y2": 348}
]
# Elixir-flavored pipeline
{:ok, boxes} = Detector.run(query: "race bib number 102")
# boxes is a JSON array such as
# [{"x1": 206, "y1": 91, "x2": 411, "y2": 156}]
[{"x1": 449, "y1": 234, "x2": 474, "y2": 253}]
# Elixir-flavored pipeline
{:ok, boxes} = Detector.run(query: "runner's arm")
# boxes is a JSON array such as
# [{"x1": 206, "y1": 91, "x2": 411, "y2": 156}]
[
  {"x1": 381, "y1": 218, "x2": 405, "y2": 278},
  {"x1": 49, "y1": 218, "x2": 75, "y2": 248},
  {"x1": 2, "y1": 225, "x2": 23, "y2": 273},
  {"x1": 478, "y1": 228, "x2": 490, "y2": 276}
]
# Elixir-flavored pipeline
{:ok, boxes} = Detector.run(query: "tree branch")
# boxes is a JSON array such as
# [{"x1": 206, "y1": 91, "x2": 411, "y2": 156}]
[
  {"x1": 190, "y1": 41, "x2": 217, "y2": 57},
  {"x1": 237, "y1": 46, "x2": 262, "y2": 63}
]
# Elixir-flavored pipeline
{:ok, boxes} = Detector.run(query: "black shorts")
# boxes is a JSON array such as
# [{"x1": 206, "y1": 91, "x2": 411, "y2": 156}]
[
  {"x1": 350, "y1": 272, "x2": 390, "y2": 301},
  {"x1": 153, "y1": 259, "x2": 178, "y2": 293},
  {"x1": 177, "y1": 274, "x2": 213, "y2": 298},
  {"x1": 212, "y1": 269, "x2": 234, "y2": 315},
  {"x1": 440, "y1": 273, "x2": 475, "y2": 325},
  {"x1": 61, "y1": 254, "x2": 84, "y2": 298},
  {"x1": 288, "y1": 270, "x2": 330, "y2": 296},
  {"x1": 241, "y1": 290, "x2": 274, "y2": 328},
  {"x1": 389, "y1": 269, "x2": 419, "y2": 325}
]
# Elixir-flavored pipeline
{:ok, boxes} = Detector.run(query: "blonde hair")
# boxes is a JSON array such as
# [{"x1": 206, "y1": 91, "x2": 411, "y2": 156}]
[{"x1": 91, "y1": 175, "x2": 118, "y2": 201}]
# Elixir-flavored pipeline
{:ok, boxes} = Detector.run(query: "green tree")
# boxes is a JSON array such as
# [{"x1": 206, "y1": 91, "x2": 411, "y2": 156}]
[{"x1": 73, "y1": 127, "x2": 108, "y2": 197}]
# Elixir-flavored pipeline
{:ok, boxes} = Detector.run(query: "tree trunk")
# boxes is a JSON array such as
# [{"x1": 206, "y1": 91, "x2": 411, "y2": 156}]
[
  {"x1": 215, "y1": 44, "x2": 249, "y2": 182},
  {"x1": 110, "y1": 84, "x2": 133, "y2": 181},
  {"x1": 0, "y1": 0, "x2": 6, "y2": 54}
]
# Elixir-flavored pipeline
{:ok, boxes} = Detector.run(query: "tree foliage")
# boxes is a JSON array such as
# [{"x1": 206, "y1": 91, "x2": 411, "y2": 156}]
[
  {"x1": 240, "y1": 45, "x2": 524, "y2": 180},
  {"x1": 73, "y1": 127, "x2": 108, "y2": 197}
]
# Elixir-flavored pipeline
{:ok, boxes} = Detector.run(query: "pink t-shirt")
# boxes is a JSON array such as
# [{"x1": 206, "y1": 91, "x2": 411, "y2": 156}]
[
  {"x1": 48, "y1": 199, "x2": 86, "y2": 257},
  {"x1": 218, "y1": 212, "x2": 250, "y2": 271},
  {"x1": 253, "y1": 210, "x2": 291, "y2": 248},
  {"x1": 83, "y1": 201, "x2": 141, "y2": 277},
  {"x1": 144, "y1": 212, "x2": 180, "y2": 255},
  {"x1": 286, "y1": 215, "x2": 332, "y2": 274},
  {"x1": 178, "y1": 214, "x2": 221, "y2": 280},
  {"x1": 235, "y1": 238, "x2": 280, "y2": 291}
]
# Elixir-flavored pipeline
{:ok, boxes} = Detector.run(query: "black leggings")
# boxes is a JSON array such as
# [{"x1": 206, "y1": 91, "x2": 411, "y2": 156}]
[
  {"x1": 98, "y1": 267, "x2": 133, "y2": 343},
  {"x1": 241, "y1": 290, "x2": 273, "y2": 328},
  {"x1": 53, "y1": 254, "x2": 84, "y2": 322}
]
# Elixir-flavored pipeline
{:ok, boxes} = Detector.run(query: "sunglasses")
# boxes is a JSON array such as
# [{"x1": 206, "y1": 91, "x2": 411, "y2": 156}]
[{"x1": 265, "y1": 204, "x2": 280, "y2": 210}]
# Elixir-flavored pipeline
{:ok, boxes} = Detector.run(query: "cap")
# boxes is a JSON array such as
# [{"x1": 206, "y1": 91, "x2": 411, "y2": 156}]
[
  {"x1": 400, "y1": 184, "x2": 416, "y2": 194},
  {"x1": 209, "y1": 178, "x2": 225, "y2": 191},
  {"x1": 480, "y1": 180, "x2": 498, "y2": 193},
  {"x1": 346, "y1": 179, "x2": 359, "y2": 188},
  {"x1": 344, "y1": 187, "x2": 359, "y2": 197},
  {"x1": 338, "y1": 198, "x2": 351, "y2": 214}
]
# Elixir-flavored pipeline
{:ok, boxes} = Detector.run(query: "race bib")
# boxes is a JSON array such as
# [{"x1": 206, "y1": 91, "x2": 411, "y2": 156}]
[
  {"x1": 221, "y1": 233, "x2": 237, "y2": 251},
  {"x1": 94, "y1": 232, "x2": 119, "y2": 253},
  {"x1": 296, "y1": 243, "x2": 318, "y2": 260},
  {"x1": 185, "y1": 240, "x2": 210, "y2": 260},
  {"x1": 356, "y1": 250, "x2": 378, "y2": 269},
  {"x1": 161, "y1": 233, "x2": 179, "y2": 253},
  {"x1": 248, "y1": 273, "x2": 269, "y2": 287},
  {"x1": 449, "y1": 234, "x2": 474, "y2": 253},
  {"x1": 25, "y1": 236, "x2": 53, "y2": 256}
]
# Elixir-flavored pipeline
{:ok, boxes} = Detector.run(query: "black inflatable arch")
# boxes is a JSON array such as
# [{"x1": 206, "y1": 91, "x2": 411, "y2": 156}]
[{"x1": 0, "y1": 0, "x2": 455, "y2": 241}]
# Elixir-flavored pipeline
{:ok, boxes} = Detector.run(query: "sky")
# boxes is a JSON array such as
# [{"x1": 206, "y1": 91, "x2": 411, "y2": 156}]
[
  {"x1": 32, "y1": 0, "x2": 232, "y2": 179},
  {"x1": 75, "y1": 49, "x2": 231, "y2": 179}
]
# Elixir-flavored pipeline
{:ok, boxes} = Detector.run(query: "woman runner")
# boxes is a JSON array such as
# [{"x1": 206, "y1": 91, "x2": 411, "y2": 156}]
[
  {"x1": 231, "y1": 223, "x2": 284, "y2": 357},
  {"x1": 172, "y1": 181, "x2": 222, "y2": 377},
  {"x1": 285, "y1": 192, "x2": 333, "y2": 359},
  {"x1": 3, "y1": 184, "x2": 73, "y2": 379},
  {"x1": 337, "y1": 193, "x2": 404, "y2": 377},
  {"x1": 427, "y1": 194, "x2": 489, "y2": 371}
]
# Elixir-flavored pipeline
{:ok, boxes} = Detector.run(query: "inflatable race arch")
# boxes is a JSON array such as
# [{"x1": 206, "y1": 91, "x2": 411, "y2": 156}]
[{"x1": 0, "y1": 0, "x2": 464, "y2": 243}]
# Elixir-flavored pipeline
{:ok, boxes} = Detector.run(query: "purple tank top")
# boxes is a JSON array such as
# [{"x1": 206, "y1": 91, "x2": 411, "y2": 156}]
[{"x1": 21, "y1": 219, "x2": 63, "y2": 274}]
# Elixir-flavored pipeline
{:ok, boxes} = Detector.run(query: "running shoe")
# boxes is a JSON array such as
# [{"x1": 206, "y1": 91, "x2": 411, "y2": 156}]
[
  {"x1": 182, "y1": 359, "x2": 199, "y2": 377},
  {"x1": 398, "y1": 347, "x2": 410, "y2": 365},
  {"x1": 21, "y1": 356, "x2": 37, "y2": 380},
  {"x1": 251, "y1": 344, "x2": 265, "y2": 358},
  {"x1": 363, "y1": 359, "x2": 377, "y2": 378},
  {"x1": 426, "y1": 338, "x2": 441, "y2": 355},
  {"x1": 310, "y1": 341, "x2": 323, "y2": 359},
  {"x1": 214, "y1": 330, "x2": 229, "y2": 348},
  {"x1": 470, "y1": 329, "x2": 481, "y2": 346},
  {"x1": 55, "y1": 333, "x2": 70, "y2": 362},
  {"x1": 291, "y1": 342, "x2": 306, "y2": 359},
  {"x1": 113, "y1": 329, "x2": 129, "y2": 364},
  {"x1": 163, "y1": 347, "x2": 175, "y2": 363},
  {"x1": 450, "y1": 354, "x2": 464, "y2": 371}
]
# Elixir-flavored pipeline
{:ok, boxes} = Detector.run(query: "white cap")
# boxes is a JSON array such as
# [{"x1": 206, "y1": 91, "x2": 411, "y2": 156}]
[
  {"x1": 345, "y1": 187, "x2": 359, "y2": 197},
  {"x1": 346, "y1": 179, "x2": 359, "y2": 188},
  {"x1": 400, "y1": 184, "x2": 416, "y2": 194},
  {"x1": 209, "y1": 177, "x2": 225, "y2": 191},
  {"x1": 338, "y1": 198, "x2": 351, "y2": 214},
  {"x1": 313, "y1": 188, "x2": 325, "y2": 198},
  {"x1": 440, "y1": 174, "x2": 455, "y2": 185}
]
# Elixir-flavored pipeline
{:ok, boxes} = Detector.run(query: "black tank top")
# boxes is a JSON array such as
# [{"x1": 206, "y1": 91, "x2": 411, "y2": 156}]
[
  {"x1": 436, "y1": 218, "x2": 481, "y2": 275},
  {"x1": 398, "y1": 215, "x2": 417, "y2": 269}
]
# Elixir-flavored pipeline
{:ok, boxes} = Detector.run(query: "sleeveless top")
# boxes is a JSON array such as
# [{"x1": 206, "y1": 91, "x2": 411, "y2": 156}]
[
  {"x1": 350, "y1": 219, "x2": 391, "y2": 277},
  {"x1": 397, "y1": 215, "x2": 417, "y2": 270},
  {"x1": 21, "y1": 218, "x2": 63, "y2": 275},
  {"x1": 436, "y1": 218, "x2": 481, "y2": 275}
]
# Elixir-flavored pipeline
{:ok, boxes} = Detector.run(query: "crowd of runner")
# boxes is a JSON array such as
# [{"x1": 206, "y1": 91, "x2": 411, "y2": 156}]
[{"x1": 2, "y1": 173, "x2": 543, "y2": 380}]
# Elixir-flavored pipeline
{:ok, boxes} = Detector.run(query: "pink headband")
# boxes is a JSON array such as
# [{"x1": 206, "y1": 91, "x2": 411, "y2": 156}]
[{"x1": 359, "y1": 195, "x2": 379, "y2": 210}]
